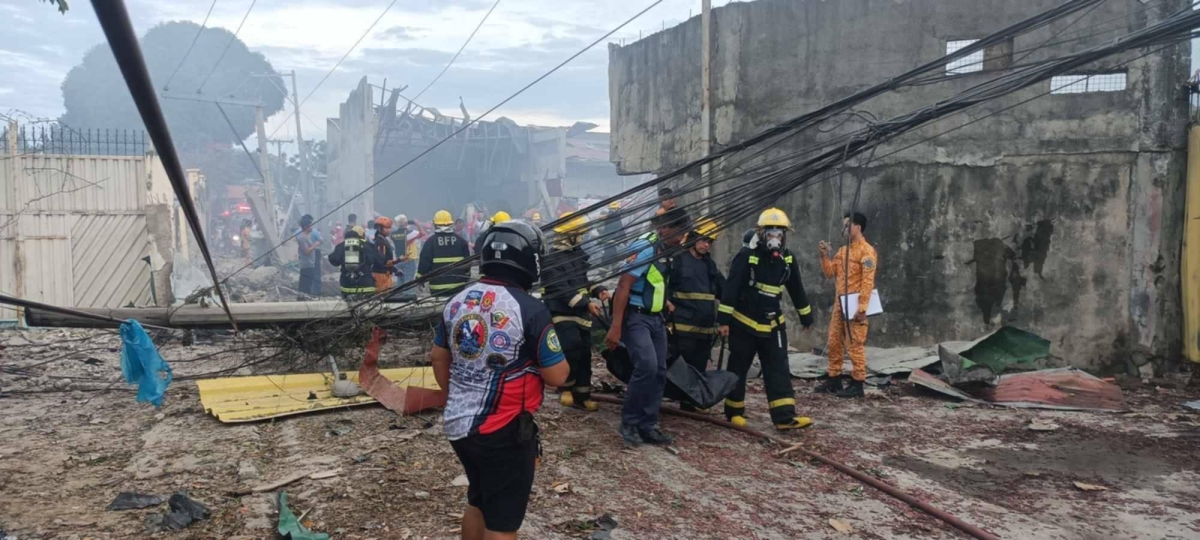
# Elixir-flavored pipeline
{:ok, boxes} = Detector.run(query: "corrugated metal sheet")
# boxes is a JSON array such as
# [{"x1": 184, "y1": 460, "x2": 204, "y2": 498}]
[
  {"x1": 0, "y1": 214, "x2": 74, "y2": 319},
  {"x1": 72, "y1": 214, "x2": 151, "y2": 308},
  {"x1": 1, "y1": 150, "x2": 151, "y2": 316},
  {"x1": 0, "y1": 154, "x2": 145, "y2": 213},
  {"x1": 195, "y1": 367, "x2": 441, "y2": 423}
]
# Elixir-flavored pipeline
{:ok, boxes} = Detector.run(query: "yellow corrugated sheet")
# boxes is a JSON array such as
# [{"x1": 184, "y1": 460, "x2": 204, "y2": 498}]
[{"x1": 195, "y1": 367, "x2": 439, "y2": 423}]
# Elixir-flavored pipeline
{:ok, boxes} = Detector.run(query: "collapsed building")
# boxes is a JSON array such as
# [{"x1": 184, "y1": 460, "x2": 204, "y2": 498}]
[
  {"x1": 608, "y1": 0, "x2": 1191, "y2": 373},
  {"x1": 325, "y1": 78, "x2": 642, "y2": 223}
]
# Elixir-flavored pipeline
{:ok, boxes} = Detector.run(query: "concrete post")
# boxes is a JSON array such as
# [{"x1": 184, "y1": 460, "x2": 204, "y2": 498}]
[
  {"x1": 6, "y1": 120, "x2": 23, "y2": 324},
  {"x1": 255, "y1": 106, "x2": 277, "y2": 230},
  {"x1": 290, "y1": 70, "x2": 311, "y2": 215},
  {"x1": 700, "y1": 0, "x2": 712, "y2": 209}
]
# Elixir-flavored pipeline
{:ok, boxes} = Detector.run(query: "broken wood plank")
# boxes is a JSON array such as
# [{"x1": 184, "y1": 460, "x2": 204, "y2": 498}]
[{"x1": 26, "y1": 299, "x2": 443, "y2": 330}]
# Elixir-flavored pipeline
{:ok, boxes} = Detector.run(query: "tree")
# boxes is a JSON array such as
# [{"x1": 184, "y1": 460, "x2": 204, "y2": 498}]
[
  {"x1": 59, "y1": 21, "x2": 285, "y2": 152},
  {"x1": 40, "y1": 0, "x2": 68, "y2": 14}
]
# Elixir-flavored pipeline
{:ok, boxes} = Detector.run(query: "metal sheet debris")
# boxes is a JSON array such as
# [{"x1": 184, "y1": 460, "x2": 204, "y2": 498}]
[
  {"x1": 976, "y1": 368, "x2": 1127, "y2": 412},
  {"x1": 195, "y1": 365, "x2": 440, "y2": 423},
  {"x1": 789, "y1": 343, "x2": 973, "y2": 379},
  {"x1": 909, "y1": 368, "x2": 984, "y2": 403},
  {"x1": 358, "y1": 328, "x2": 447, "y2": 415}
]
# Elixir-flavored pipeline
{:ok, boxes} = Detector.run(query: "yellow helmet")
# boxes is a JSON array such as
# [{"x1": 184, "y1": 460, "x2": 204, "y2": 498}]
[
  {"x1": 553, "y1": 211, "x2": 588, "y2": 234},
  {"x1": 689, "y1": 218, "x2": 720, "y2": 241},
  {"x1": 531, "y1": 212, "x2": 543, "y2": 221},
  {"x1": 608, "y1": 201, "x2": 621, "y2": 210},
  {"x1": 491, "y1": 211, "x2": 511, "y2": 224},
  {"x1": 433, "y1": 210, "x2": 453, "y2": 226},
  {"x1": 757, "y1": 207, "x2": 792, "y2": 229}
]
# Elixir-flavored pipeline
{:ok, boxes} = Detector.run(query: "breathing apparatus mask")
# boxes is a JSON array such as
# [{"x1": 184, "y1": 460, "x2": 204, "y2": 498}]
[{"x1": 761, "y1": 226, "x2": 786, "y2": 252}]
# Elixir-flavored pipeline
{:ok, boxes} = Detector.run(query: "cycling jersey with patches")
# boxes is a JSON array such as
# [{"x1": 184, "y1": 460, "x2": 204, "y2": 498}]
[{"x1": 434, "y1": 279, "x2": 565, "y2": 441}]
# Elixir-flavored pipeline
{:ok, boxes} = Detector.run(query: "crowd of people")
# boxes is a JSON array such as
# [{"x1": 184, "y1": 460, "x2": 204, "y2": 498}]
[{"x1": 421, "y1": 201, "x2": 878, "y2": 539}]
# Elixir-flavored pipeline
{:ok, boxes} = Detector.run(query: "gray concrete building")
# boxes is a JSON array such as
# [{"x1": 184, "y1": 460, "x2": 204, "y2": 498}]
[{"x1": 608, "y1": 0, "x2": 1191, "y2": 373}]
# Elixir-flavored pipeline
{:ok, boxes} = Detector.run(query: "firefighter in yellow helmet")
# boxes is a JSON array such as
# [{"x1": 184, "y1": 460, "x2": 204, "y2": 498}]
[
  {"x1": 328, "y1": 225, "x2": 377, "y2": 299},
  {"x1": 544, "y1": 212, "x2": 609, "y2": 411},
  {"x1": 417, "y1": 210, "x2": 470, "y2": 297},
  {"x1": 717, "y1": 208, "x2": 816, "y2": 430},
  {"x1": 474, "y1": 210, "x2": 512, "y2": 255},
  {"x1": 668, "y1": 219, "x2": 726, "y2": 411}
]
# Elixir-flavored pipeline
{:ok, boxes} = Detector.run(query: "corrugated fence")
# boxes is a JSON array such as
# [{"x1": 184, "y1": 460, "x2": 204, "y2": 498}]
[{"x1": 1, "y1": 132, "x2": 152, "y2": 320}]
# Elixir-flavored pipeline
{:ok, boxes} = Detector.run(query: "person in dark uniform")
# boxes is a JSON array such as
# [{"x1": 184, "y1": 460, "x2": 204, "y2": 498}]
[
  {"x1": 327, "y1": 225, "x2": 377, "y2": 300},
  {"x1": 431, "y1": 220, "x2": 569, "y2": 540},
  {"x1": 668, "y1": 218, "x2": 726, "y2": 411},
  {"x1": 717, "y1": 207, "x2": 816, "y2": 431},
  {"x1": 543, "y1": 211, "x2": 610, "y2": 412},
  {"x1": 418, "y1": 209, "x2": 471, "y2": 297}
]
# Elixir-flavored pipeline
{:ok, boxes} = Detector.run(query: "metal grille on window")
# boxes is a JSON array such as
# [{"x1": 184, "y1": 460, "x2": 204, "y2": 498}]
[
  {"x1": 946, "y1": 40, "x2": 983, "y2": 75},
  {"x1": 1050, "y1": 72, "x2": 1126, "y2": 94}
]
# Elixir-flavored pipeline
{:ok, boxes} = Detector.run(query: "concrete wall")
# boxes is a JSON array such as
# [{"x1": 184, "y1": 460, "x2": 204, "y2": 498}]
[
  {"x1": 608, "y1": 0, "x2": 1190, "y2": 372},
  {"x1": 325, "y1": 77, "x2": 376, "y2": 225}
]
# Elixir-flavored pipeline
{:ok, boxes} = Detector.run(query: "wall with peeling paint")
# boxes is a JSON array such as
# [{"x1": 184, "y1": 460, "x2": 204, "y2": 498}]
[{"x1": 608, "y1": 0, "x2": 1190, "y2": 372}]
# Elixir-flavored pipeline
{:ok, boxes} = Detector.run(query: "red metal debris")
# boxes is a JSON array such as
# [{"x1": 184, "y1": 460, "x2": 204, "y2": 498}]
[
  {"x1": 358, "y1": 328, "x2": 447, "y2": 415},
  {"x1": 976, "y1": 368, "x2": 1127, "y2": 411}
]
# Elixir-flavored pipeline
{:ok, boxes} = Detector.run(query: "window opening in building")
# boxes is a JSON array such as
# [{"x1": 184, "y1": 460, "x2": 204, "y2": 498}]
[
  {"x1": 1050, "y1": 72, "x2": 1127, "y2": 94},
  {"x1": 946, "y1": 39, "x2": 984, "y2": 75}
]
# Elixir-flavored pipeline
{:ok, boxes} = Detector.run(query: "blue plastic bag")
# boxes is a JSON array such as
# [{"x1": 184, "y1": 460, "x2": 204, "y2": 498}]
[{"x1": 120, "y1": 319, "x2": 173, "y2": 407}]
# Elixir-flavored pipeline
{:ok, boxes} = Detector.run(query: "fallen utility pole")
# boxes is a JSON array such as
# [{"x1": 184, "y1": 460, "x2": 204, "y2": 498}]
[
  {"x1": 22, "y1": 300, "x2": 442, "y2": 330},
  {"x1": 590, "y1": 394, "x2": 1002, "y2": 540}
]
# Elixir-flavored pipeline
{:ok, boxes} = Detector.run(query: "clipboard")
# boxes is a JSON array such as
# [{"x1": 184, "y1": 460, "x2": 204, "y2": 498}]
[{"x1": 838, "y1": 289, "x2": 883, "y2": 317}]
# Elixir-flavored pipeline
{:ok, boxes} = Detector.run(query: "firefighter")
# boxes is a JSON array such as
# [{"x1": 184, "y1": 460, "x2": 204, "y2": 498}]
[
  {"x1": 474, "y1": 210, "x2": 512, "y2": 255},
  {"x1": 717, "y1": 208, "x2": 815, "y2": 430},
  {"x1": 543, "y1": 211, "x2": 610, "y2": 412},
  {"x1": 418, "y1": 210, "x2": 471, "y2": 297},
  {"x1": 668, "y1": 219, "x2": 726, "y2": 411},
  {"x1": 370, "y1": 217, "x2": 396, "y2": 292},
  {"x1": 816, "y1": 212, "x2": 878, "y2": 398},
  {"x1": 328, "y1": 226, "x2": 377, "y2": 300}
]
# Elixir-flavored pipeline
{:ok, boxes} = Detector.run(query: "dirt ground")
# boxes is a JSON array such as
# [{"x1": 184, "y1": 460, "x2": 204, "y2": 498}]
[{"x1": 2, "y1": 328, "x2": 1198, "y2": 540}]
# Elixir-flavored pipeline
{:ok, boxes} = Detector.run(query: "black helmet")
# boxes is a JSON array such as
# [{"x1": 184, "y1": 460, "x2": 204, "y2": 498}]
[
  {"x1": 480, "y1": 220, "x2": 545, "y2": 284},
  {"x1": 742, "y1": 228, "x2": 757, "y2": 248}
]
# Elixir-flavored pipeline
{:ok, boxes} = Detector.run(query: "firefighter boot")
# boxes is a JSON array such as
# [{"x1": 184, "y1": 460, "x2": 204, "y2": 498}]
[
  {"x1": 836, "y1": 380, "x2": 865, "y2": 398},
  {"x1": 728, "y1": 415, "x2": 747, "y2": 427},
  {"x1": 571, "y1": 390, "x2": 599, "y2": 412},
  {"x1": 559, "y1": 390, "x2": 575, "y2": 408},
  {"x1": 814, "y1": 377, "x2": 844, "y2": 394},
  {"x1": 775, "y1": 416, "x2": 814, "y2": 431}
]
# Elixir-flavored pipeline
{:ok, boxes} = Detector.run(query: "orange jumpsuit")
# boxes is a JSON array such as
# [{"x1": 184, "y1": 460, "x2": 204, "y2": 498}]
[{"x1": 821, "y1": 237, "x2": 877, "y2": 381}]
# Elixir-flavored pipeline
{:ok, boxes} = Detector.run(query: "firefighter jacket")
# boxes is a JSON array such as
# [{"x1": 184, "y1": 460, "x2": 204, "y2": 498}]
[
  {"x1": 541, "y1": 246, "x2": 607, "y2": 328},
  {"x1": 417, "y1": 231, "x2": 471, "y2": 294},
  {"x1": 328, "y1": 232, "x2": 377, "y2": 294},
  {"x1": 718, "y1": 246, "x2": 814, "y2": 336},
  {"x1": 369, "y1": 233, "x2": 394, "y2": 274},
  {"x1": 669, "y1": 251, "x2": 725, "y2": 335}
]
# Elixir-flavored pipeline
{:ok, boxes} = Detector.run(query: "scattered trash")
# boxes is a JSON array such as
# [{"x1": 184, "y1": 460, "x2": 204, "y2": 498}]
[
  {"x1": 308, "y1": 468, "x2": 341, "y2": 480},
  {"x1": 277, "y1": 492, "x2": 330, "y2": 540},
  {"x1": 829, "y1": 518, "x2": 854, "y2": 534},
  {"x1": 106, "y1": 492, "x2": 165, "y2": 511},
  {"x1": 451, "y1": 474, "x2": 470, "y2": 487},
  {"x1": 82, "y1": 357, "x2": 103, "y2": 366},
  {"x1": 553, "y1": 482, "x2": 571, "y2": 494},
  {"x1": 325, "y1": 426, "x2": 351, "y2": 438},
  {"x1": 1073, "y1": 482, "x2": 1109, "y2": 492},
  {"x1": 413, "y1": 491, "x2": 430, "y2": 500},
  {"x1": 162, "y1": 491, "x2": 209, "y2": 530},
  {"x1": 1183, "y1": 400, "x2": 1200, "y2": 411},
  {"x1": 120, "y1": 319, "x2": 173, "y2": 407},
  {"x1": 1026, "y1": 420, "x2": 1059, "y2": 432}
]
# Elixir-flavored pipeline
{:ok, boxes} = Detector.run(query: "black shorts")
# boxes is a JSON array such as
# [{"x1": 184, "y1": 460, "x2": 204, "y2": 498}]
[{"x1": 449, "y1": 417, "x2": 539, "y2": 532}]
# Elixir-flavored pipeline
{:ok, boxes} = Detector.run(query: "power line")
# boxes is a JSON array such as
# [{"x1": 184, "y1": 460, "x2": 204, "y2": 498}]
[
  {"x1": 411, "y1": 0, "x2": 503, "y2": 102},
  {"x1": 266, "y1": 0, "x2": 399, "y2": 140},
  {"x1": 196, "y1": 0, "x2": 258, "y2": 94},
  {"x1": 162, "y1": 0, "x2": 219, "y2": 91}
]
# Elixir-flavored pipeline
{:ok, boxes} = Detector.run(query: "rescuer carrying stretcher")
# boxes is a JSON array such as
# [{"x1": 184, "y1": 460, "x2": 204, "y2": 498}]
[
  {"x1": 543, "y1": 211, "x2": 610, "y2": 411},
  {"x1": 668, "y1": 218, "x2": 726, "y2": 411},
  {"x1": 718, "y1": 208, "x2": 816, "y2": 430}
]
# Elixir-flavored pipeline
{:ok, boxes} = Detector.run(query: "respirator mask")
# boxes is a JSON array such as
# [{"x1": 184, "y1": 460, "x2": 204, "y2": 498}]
[{"x1": 762, "y1": 227, "x2": 785, "y2": 252}]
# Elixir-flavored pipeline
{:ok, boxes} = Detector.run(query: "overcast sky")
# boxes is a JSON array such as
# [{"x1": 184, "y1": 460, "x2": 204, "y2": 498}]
[{"x1": 0, "y1": 0, "x2": 736, "y2": 141}]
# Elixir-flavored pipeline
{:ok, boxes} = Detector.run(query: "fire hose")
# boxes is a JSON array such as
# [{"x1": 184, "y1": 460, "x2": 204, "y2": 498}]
[{"x1": 589, "y1": 394, "x2": 1001, "y2": 540}]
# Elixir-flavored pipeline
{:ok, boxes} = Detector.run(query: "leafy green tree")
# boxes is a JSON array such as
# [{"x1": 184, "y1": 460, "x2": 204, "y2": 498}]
[{"x1": 59, "y1": 21, "x2": 285, "y2": 152}]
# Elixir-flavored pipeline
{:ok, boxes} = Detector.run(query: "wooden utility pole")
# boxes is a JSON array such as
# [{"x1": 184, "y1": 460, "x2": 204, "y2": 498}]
[
  {"x1": 255, "y1": 106, "x2": 278, "y2": 231},
  {"x1": 289, "y1": 70, "x2": 312, "y2": 215},
  {"x1": 700, "y1": 0, "x2": 713, "y2": 209},
  {"x1": 6, "y1": 120, "x2": 24, "y2": 324}
]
